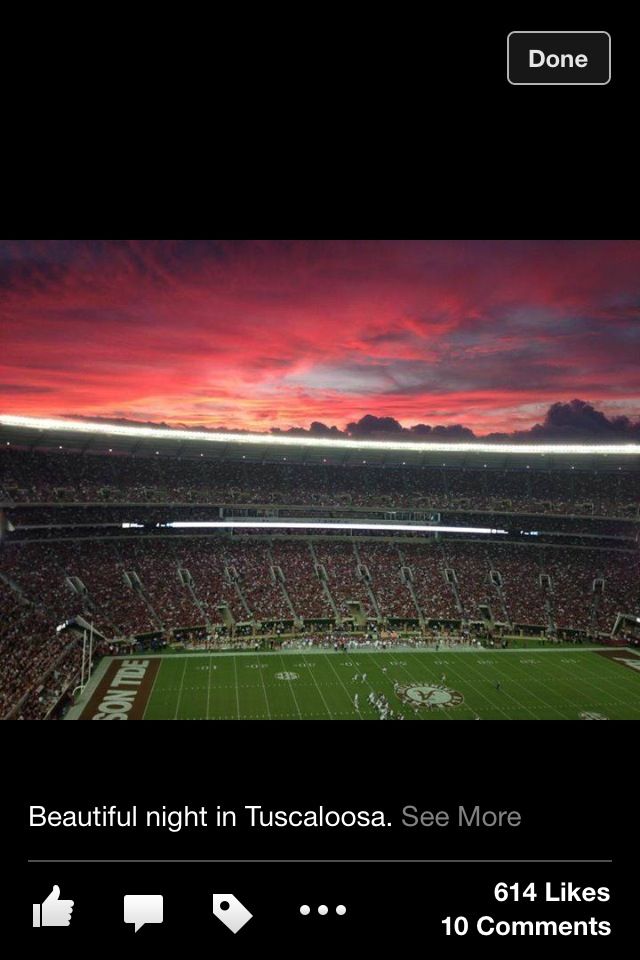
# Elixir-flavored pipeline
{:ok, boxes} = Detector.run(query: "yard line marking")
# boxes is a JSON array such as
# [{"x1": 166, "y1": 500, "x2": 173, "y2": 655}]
[
  {"x1": 142, "y1": 657, "x2": 163, "y2": 720},
  {"x1": 467, "y1": 658, "x2": 543, "y2": 719},
  {"x1": 233, "y1": 655, "x2": 241, "y2": 720},
  {"x1": 488, "y1": 655, "x2": 585, "y2": 719},
  {"x1": 300, "y1": 655, "x2": 335, "y2": 719},
  {"x1": 206, "y1": 653, "x2": 213, "y2": 720},
  {"x1": 323, "y1": 654, "x2": 361, "y2": 717},
  {"x1": 463, "y1": 653, "x2": 572, "y2": 719},
  {"x1": 256, "y1": 655, "x2": 272, "y2": 719},
  {"x1": 173, "y1": 658, "x2": 189, "y2": 720},
  {"x1": 440, "y1": 653, "x2": 540, "y2": 720},
  {"x1": 358, "y1": 650, "x2": 396, "y2": 712},
  {"x1": 546, "y1": 654, "x2": 640, "y2": 713},
  {"x1": 278, "y1": 655, "x2": 303, "y2": 719}
]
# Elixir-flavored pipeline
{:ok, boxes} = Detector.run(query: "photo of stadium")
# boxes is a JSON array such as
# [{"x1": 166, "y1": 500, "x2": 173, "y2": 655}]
[{"x1": 1, "y1": 240, "x2": 639, "y2": 720}]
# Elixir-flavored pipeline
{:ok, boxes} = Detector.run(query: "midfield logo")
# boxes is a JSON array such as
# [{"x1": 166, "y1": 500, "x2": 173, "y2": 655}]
[{"x1": 395, "y1": 683, "x2": 464, "y2": 709}]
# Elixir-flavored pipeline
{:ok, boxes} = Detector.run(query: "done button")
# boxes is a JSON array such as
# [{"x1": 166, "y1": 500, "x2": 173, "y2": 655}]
[{"x1": 507, "y1": 31, "x2": 611, "y2": 85}]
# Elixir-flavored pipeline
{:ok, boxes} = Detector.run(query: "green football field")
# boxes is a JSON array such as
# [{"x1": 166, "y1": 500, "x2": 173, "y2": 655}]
[{"x1": 75, "y1": 647, "x2": 640, "y2": 720}]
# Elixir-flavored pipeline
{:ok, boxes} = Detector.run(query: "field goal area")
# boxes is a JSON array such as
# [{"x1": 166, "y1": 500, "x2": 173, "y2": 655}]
[{"x1": 66, "y1": 645, "x2": 640, "y2": 721}]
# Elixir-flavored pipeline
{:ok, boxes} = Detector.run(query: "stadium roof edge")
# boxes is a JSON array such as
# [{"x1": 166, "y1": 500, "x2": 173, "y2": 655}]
[{"x1": 1, "y1": 414, "x2": 640, "y2": 458}]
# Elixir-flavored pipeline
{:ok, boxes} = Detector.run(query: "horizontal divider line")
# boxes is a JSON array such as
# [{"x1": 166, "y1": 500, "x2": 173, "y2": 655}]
[{"x1": 28, "y1": 858, "x2": 613, "y2": 864}]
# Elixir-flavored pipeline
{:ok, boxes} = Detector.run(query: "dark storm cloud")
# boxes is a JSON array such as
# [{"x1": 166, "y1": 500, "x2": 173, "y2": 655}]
[{"x1": 270, "y1": 400, "x2": 640, "y2": 442}]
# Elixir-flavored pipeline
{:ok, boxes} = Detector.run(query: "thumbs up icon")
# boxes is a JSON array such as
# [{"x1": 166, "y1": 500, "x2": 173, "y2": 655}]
[{"x1": 33, "y1": 885, "x2": 74, "y2": 927}]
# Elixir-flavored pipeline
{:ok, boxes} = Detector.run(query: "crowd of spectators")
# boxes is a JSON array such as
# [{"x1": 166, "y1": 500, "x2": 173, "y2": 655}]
[
  {"x1": 2, "y1": 448, "x2": 638, "y2": 518},
  {"x1": 3, "y1": 538, "x2": 638, "y2": 640},
  {"x1": 0, "y1": 578, "x2": 81, "y2": 720},
  {"x1": 16, "y1": 643, "x2": 85, "y2": 720}
]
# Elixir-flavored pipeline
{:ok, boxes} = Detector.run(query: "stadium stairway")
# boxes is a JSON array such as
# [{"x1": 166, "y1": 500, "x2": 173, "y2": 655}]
[
  {"x1": 266, "y1": 545, "x2": 300, "y2": 624},
  {"x1": 124, "y1": 570, "x2": 164, "y2": 632},
  {"x1": 178, "y1": 567, "x2": 212, "y2": 631},
  {"x1": 63, "y1": 574, "x2": 118, "y2": 637},
  {"x1": 488, "y1": 569, "x2": 511, "y2": 624},
  {"x1": 308, "y1": 542, "x2": 341, "y2": 623},
  {"x1": 352, "y1": 543, "x2": 382, "y2": 621},
  {"x1": 224, "y1": 565, "x2": 253, "y2": 621},
  {"x1": 397, "y1": 547, "x2": 427, "y2": 624},
  {"x1": 445, "y1": 568, "x2": 465, "y2": 619}
]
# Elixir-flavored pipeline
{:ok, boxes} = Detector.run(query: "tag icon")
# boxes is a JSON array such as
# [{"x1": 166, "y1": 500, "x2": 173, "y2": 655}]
[{"x1": 212, "y1": 894, "x2": 253, "y2": 933}]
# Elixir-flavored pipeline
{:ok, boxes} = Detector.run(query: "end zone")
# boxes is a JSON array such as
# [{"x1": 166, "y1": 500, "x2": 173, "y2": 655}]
[
  {"x1": 596, "y1": 649, "x2": 640, "y2": 674},
  {"x1": 75, "y1": 659, "x2": 161, "y2": 720}
]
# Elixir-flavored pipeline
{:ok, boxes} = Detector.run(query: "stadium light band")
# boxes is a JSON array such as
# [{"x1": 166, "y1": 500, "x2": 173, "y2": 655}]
[
  {"x1": 1, "y1": 414, "x2": 640, "y2": 456},
  {"x1": 121, "y1": 520, "x2": 509, "y2": 535}
]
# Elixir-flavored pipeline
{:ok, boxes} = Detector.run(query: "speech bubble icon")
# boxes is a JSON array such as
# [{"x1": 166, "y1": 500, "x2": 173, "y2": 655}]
[{"x1": 123, "y1": 894, "x2": 163, "y2": 932}]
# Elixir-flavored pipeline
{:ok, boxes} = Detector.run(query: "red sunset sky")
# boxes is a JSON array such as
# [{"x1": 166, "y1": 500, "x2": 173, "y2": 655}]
[{"x1": 1, "y1": 239, "x2": 638, "y2": 436}]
